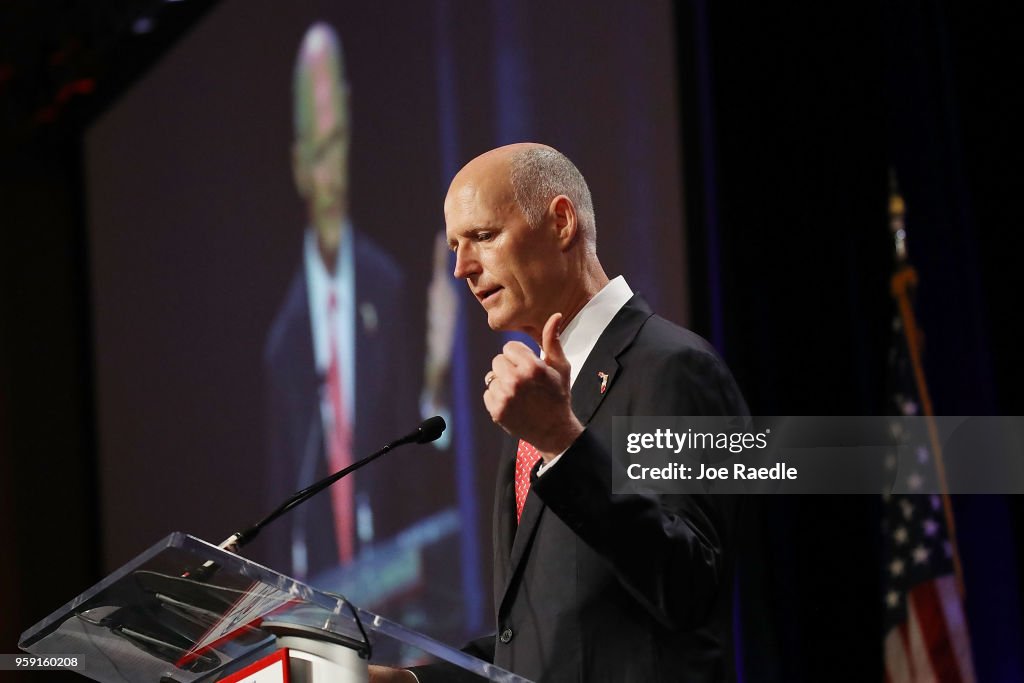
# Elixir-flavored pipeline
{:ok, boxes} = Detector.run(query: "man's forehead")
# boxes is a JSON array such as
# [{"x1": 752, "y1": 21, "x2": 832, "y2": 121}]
[
  {"x1": 310, "y1": 54, "x2": 339, "y2": 134},
  {"x1": 445, "y1": 180, "x2": 508, "y2": 227},
  {"x1": 295, "y1": 32, "x2": 347, "y2": 142},
  {"x1": 451, "y1": 162, "x2": 516, "y2": 205},
  {"x1": 448, "y1": 178, "x2": 482, "y2": 207},
  {"x1": 444, "y1": 190, "x2": 481, "y2": 240}
]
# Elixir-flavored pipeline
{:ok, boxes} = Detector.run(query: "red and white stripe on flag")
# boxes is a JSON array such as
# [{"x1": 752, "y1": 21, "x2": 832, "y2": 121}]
[{"x1": 884, "y1": 575, "x2": 976, "y2": 683}]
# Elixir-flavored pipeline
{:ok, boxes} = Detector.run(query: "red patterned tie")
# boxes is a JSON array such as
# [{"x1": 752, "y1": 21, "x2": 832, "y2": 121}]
[
  {"x1": 325, "y1": 293, "x2": 355, "y2": 564},
  {"x1": 515, "y1": 439, "x2": 542, "y2": 523}
]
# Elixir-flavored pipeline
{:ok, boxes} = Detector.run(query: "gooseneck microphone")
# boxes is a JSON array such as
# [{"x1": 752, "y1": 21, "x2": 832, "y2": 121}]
[
  {"x1": 183, "y1": 416, "x2": 446, "y2": 578},
  {"x1": 231, "y1": 415, "x2": 446, "y2": 549}
]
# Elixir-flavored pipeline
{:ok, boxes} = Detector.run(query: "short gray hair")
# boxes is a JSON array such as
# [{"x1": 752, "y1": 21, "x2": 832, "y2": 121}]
[{"x1": 508, "y1": 148, "x2": 597, "y2": 254}]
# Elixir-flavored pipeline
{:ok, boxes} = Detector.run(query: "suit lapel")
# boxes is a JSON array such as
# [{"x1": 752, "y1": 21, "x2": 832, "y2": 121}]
[
  {"x1": 493, "y1": 437, "x2": 517, "y2": 613},
  {"x1": 290, "y1": 276, "x2": 321, "y2": 461},
  {"x1": 507, "y1": 463, "x2": 543, "y2": 575},
  {"x1": 499, "y1": 438, "x2": 543, "y2": 616},
  {"x1": 352, "y1": 233, "x2": 385, "y2": 458},
  {"x1": 570, "y1": 293, "x2": 653, "y2": 426},
  {"x1": 496, "y1": 294, "x2": 654, "y2": 613}
]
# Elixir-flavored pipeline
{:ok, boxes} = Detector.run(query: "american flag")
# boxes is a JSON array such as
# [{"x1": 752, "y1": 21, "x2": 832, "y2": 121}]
[{"x1": 881, "y1": 311, "x2": 976, "y2": 682}]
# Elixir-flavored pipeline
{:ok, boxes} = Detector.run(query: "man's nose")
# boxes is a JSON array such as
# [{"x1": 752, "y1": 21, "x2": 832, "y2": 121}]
[{"x1": 452, "y1": 246, "x2": 480, "y2": 280}]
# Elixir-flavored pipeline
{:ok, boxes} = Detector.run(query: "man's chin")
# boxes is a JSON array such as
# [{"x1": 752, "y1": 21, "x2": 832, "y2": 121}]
[
  {"x1": 486, "y1": 315, "x2": 506, "y2": 331},
  {"x1": 486, "y1": 311, "x2": 534, "y2": 338},
  {"x1": 485, "y1": 310, "x2": 513, "y2": 332}
]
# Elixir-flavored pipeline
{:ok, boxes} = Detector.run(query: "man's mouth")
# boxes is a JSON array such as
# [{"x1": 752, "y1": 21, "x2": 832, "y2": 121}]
[{"x1": 476, "y1": 286, "x2": 502, "y2": 304}]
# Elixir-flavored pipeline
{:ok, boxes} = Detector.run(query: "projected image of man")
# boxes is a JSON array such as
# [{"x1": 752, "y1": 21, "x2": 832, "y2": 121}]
[{"x1": 262, "y1": 22, "x2": 420, "y2": 585}]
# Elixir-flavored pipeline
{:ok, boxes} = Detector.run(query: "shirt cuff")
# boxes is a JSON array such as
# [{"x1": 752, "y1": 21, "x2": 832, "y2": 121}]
[{"x1": 536, "y1": 448, "x2": 568, "y2": 476}]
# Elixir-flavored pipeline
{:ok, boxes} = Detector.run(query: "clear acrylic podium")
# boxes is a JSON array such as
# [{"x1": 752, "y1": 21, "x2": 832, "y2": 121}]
[{"x1": 19, "y1": 533, "x2": 532, "y2": 683}]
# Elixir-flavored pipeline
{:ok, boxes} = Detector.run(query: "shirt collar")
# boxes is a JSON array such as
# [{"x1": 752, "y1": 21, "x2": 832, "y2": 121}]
[
  {"x1": 303, "y1": 221, "x2": 354, "y2": 372},
  {"x1": 304, "y1": 222, "x2": 352, "y2": 290},
  {"x1": 559, "y1": 275, "x2": 633, "y2": 387}
]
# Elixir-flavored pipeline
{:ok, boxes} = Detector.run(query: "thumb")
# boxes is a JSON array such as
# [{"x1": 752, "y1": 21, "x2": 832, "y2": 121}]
[{"x1": 541, "y1": 312, "x2": 569, "y2": 376}]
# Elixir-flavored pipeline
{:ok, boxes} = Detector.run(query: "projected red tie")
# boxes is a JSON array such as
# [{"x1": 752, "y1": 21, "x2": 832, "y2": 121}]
[
  {"x1": 325, "y1": 293, "x2": 355, "y2": 564},
  {"x1": 515, "y1": 439, "x2": 542, "y2": 523}
]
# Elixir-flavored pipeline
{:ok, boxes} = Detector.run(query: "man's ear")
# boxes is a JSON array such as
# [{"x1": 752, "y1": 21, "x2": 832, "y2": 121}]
[
  {"x1": 549, "y1": 194, "x2": 578, "y2": 251},
  {"x1": 292, "y1": 141, "x2": 309, "y2": 198}
]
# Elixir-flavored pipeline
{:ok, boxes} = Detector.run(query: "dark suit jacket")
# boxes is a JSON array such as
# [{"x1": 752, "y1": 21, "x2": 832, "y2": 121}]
[
  {"x1": 260, "y1": 231, "x2": 421, "y2": 579},
  {"x1": 414, "y1": 294, "x2": 747, "y2": 683}
]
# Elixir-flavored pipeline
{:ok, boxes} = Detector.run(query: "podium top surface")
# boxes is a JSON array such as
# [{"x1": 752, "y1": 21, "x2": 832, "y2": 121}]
[{"x1": 20, "y1": 532, "x2": 531, "y2": 683}]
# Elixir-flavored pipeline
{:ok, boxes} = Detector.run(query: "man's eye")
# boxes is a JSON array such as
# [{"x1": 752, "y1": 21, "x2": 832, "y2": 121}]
[{"x1": 476, "y1": 232, "x2": 492, "y2": 241}]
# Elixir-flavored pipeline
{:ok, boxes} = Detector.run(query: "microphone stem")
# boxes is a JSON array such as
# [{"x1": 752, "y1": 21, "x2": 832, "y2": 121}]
[
  {"x1": 182, "y1": 418, "x2": 443, "y2": 580},
  {"x1": 235, "y1": 439, "x2": 406, "y2": 550}
]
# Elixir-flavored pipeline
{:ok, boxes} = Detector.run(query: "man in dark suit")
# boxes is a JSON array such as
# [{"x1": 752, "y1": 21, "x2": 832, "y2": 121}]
[
  {"x1": 373, "y1": 144, "x2": 746, "y2": 682},
  {"x1": 261, "y1": 22, "x2": 422, "y2": 585},
  {"x1": 263, "y1": 233, "x2": 414, "y2": 577}
]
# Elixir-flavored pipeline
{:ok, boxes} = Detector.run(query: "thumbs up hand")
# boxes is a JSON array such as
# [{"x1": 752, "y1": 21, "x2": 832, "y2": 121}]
[
  {"x1": 483, "y1": 313, "x2": 584, "y2": 460},
  {"x1": 539, "y1": 311, "x2": 571, "y2": 387}
]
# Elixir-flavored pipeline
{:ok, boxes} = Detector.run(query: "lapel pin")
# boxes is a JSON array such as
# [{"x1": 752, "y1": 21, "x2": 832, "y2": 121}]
[
  {"x1": 359, "y1": 302, "x2": 378, "y2": 334},
  {"x1": 597, "y1": 371, "x2": 609, "y2": 394}
]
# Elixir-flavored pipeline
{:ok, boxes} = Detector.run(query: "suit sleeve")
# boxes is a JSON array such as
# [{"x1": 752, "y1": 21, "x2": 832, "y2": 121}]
[{"x1": 531, "y1": 344, "x2": 746, "y2": 631}]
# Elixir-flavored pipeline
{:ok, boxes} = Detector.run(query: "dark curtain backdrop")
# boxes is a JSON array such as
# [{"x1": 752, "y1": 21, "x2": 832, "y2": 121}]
[
  {"x1": 1, "y1": 148, "x2": 100, "y2": 683},
  {"x1": 3, "y1": 2, "x2": 1022, "y2": 681},
  {"x1": 675, "y1": 1, "x2": 1024, "y2": 681}
]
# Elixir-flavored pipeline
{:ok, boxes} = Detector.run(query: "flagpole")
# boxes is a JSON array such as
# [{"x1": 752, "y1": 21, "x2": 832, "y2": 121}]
[{"x1": 888, "y1": 173, "x2": 966, "y2": 599}]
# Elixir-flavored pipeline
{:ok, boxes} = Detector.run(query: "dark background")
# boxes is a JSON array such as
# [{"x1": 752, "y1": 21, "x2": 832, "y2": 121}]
[{"x1": 2, "y1": 1, "x2": 1022, "y2": 681}]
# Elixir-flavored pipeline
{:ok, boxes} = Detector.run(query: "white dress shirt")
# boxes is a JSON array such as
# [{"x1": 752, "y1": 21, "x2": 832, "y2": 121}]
[
  {"x1": 304, "y1": 222, "x2": 356, "y2": 427},
  {"x1": 538, "y1": 275, "x2": 633, "y2": 473}
]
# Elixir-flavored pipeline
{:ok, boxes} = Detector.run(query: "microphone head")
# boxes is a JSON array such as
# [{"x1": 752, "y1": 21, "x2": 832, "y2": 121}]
[{"x1": 416, "y1": 416, "x2": 447, "y2": 444}]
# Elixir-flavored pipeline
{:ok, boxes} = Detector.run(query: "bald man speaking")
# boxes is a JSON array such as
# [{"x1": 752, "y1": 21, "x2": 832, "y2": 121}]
[{"x1": 375, "y1": 144, "x2": 746, "y2": 682}]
